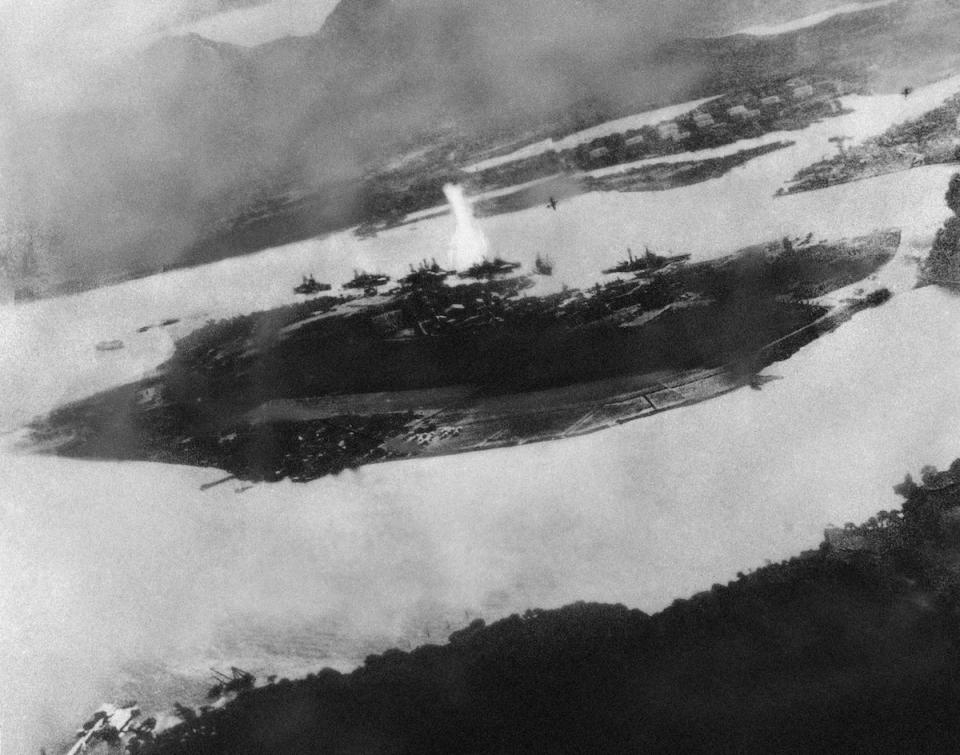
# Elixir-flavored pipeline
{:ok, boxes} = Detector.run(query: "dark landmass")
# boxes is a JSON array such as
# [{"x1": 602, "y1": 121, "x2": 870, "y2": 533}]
[
  {"x1": 581, "y1": 141, "x2": 795, "y2": 193},
  {"x1": 465, "y1": 141, "x2": 794, "y2": 220},
  {"x1": 29, "y1": 230, "x2": 899, "y2": 483},
  {"x1": 124, "y1": 459, "x2": 960, "y2": 754},
  {"x1": 921, "y1": 172, "x2": 960, "y2": 285},
  {"x1": 780, "y1": 92, "x2": 960, "y2": 195}
]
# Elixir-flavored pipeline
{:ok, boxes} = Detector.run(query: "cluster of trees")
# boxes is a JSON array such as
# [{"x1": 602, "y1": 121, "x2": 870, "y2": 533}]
[
  {"x1": 471, "y1": 151, "x2": 567, "y2": 193},
  {"x1": 873, "y1": 94, "x2": 960, "y2": 151},
  {"x1": 924, "y1": 173, "x2": 960, "y2": 282},
  {"x1": 133, "y1": 457, "x2": 960, "y2": 754},
  {"x1": 139, "y1": 474, "x2": 949, "y2": 753},
  {"x1": 786, "y1": 96, "x2": 960, "y2": 194},
  {"x1": 138, "y1": 556, "x2": 960, "y2": 752},
  {"x1": 582, "y1": 141, "x2": 794, "y2": 196}
]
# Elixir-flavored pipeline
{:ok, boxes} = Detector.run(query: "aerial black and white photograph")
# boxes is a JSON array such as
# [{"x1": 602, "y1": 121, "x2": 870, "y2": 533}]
[{"x1": 6, "y1": 0, "x2": 960, "y2": 752}]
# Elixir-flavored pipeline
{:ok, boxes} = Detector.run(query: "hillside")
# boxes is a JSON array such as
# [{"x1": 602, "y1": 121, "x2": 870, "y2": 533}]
[{"x1": 124, "y1": 460, "x2": 960, "y2": 754}]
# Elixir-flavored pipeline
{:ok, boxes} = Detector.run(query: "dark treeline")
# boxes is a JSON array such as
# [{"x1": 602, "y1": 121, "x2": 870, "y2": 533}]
[
  {"x1": 785, "y1": 104, "x2": 960, "y2": 196},
  {"x1": 133, "y1": 461, "x2": 960, "y2": 754},
  {"x1": 923, "y1": 172, "x2": 960, "y2": 283}
]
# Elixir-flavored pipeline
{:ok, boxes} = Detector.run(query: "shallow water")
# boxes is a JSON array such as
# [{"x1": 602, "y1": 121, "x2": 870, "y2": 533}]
[{"x1": 4, "y1": 74, "x2": 960, "y2": 752}]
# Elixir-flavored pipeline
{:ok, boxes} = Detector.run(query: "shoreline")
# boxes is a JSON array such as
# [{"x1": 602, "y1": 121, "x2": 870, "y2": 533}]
[
  {"x1": 127, "y1": 455, "x2": 960, "y2": 755},
  {"x1": 27, "y1": 229, "x2": 899, "y2": 484}
]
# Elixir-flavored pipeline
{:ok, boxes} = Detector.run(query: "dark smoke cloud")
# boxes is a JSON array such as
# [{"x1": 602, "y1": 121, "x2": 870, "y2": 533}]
[{"x1": 0, "y1": 0, "x2": 857, "y2": 290}]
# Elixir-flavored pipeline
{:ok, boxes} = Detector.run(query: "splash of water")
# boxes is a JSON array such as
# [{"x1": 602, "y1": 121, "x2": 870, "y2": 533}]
[{"x1": 443, "y1": 184, "x2": 488, "y2": 270}]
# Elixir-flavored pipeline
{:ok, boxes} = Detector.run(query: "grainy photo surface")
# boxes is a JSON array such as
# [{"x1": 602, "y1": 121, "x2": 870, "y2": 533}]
[{"x1": 5, "y1": 1, "x2": 960, "y2": 752}]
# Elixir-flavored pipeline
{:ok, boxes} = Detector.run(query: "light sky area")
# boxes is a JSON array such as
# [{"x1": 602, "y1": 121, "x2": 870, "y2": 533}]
[
  {"x1": 0, "y1": 0, "x2": 339, "y2": 112},
  {"x1": 172, "y1": 0, "x2": 342, "y2": 46}
]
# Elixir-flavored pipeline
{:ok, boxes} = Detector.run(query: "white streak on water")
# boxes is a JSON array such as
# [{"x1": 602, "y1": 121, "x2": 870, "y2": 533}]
[{"x1": 442, "y1": 183, "x2": 489, "y2": 270}]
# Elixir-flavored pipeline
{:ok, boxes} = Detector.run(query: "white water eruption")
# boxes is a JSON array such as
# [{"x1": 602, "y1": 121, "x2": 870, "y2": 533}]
[{"x1": 443, "y1": 183, "x2": 489, "y2": 270}]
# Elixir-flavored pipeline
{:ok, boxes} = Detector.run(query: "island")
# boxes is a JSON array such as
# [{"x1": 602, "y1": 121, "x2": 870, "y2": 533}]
[
  {"x1": 28, "y1": 229, "x2": 900, "y2": 484},
  {"x1": 779, "y1": 92, "x2": 960, "y2": 195}
]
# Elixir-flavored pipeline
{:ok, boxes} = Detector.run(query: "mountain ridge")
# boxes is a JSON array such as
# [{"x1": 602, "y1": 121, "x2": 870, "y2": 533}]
[{"x1": 2, "y1": 0, "x2": 942, "y2": 292}]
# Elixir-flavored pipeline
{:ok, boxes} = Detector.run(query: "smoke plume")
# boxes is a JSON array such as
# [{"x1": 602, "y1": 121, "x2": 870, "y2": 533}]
[
  {"x1": 0, "y1": 0, "x2": 702, "y2": 291},
  {"x1": 443, "y1": 184, "x2": 488, "y2": 270}
]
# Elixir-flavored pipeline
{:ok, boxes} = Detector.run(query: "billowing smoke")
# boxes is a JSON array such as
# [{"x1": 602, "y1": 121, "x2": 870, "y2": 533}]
[
  {"x1": 443, "y1": 184, "x2": 488, "y2": 270},
  {"x1": 0, "y1": 0, "x2": 705, "y2": 292},
  {"x1": 0, "y1": 0, "x2": 863, "y2": 292}
]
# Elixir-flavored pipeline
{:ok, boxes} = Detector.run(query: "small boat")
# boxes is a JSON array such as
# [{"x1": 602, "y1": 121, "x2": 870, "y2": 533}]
[
  {"x1": 294, "y1": 275, "x2": 333, "y2": 295},
  {"x1": 602, "y1": 247, "x2": 690, "y2": 275},
  {"x1": 534, "y1": 254, "x2": 554, "y2": 276},
  {"x1": 399, "y1": 259, "x2": 454, "y2": 288},
  {"x1": 343, "y1": 270, "x2": 391, "y2": 290},
  {"x1": 457, "y1": 257, "x2": 522, "y2": 280}
]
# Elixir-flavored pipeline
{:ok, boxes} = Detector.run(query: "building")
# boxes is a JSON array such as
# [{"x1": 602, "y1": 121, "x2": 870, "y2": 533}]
[
  {"x1": 656, "y1": 122, "x2": 680, "y2": 139},
  {"x1": 785, "y1": 77, "x2": 808, "y2": 88},
  {"x1": 823, "y1": 79, "x2": 847, "y2": 95},
  {"x1": 589, "y1": 146, "x2": 610, "y2": 159},
  {"x1": 791, "y1": 84, "x2": 814, "y2": 100},
  {"x1": 625, "y1": 134, "x2": 646, "y2": 147},
  {"x1": 760, "y1": 95, "x2": 781, "y2": 107},
  {"x1": 693, "y1": 112, "x2": 715, "y2": 128},
  {"x1": 727, "y1": 105, "x2": 759, "y2": 119},
  {"x1": 656, "y1": 122, "x2": 690, "y2": 141}
]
